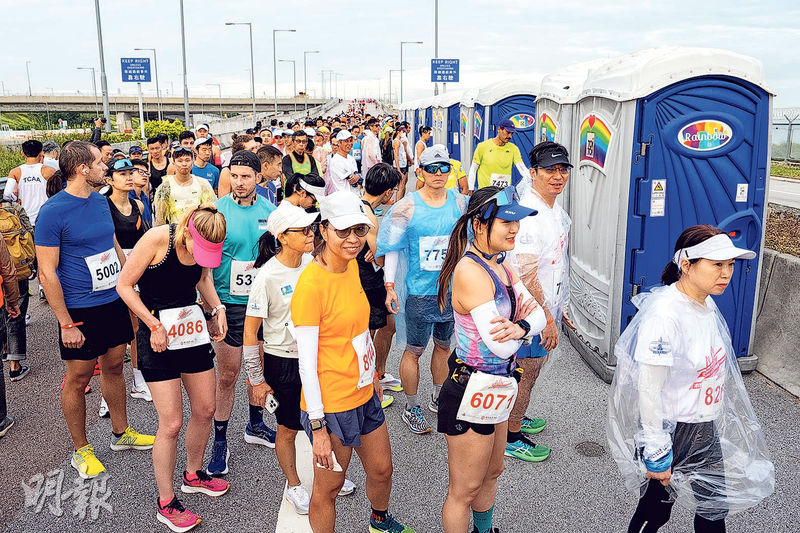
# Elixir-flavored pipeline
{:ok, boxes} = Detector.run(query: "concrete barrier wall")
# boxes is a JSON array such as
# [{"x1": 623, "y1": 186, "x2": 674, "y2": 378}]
[{"x1": 753, "y1": 249, "x2": 800, "y2": 396}]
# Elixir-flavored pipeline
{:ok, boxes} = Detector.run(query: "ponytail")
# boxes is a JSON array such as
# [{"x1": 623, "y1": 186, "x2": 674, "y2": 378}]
[
  {"x1": 660, "y1": 262, "x2": 681, "y2": 285},
  {"x1": 47, "y1": 170, "x2": 64, "y2": 198},
  {"x1": 254, "y1": 230, "x2": 280, "y2": 268}
]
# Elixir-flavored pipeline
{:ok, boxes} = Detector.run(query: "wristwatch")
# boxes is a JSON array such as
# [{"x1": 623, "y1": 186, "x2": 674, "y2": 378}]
[
  {"x1": 309, "y1": 418, "x2": 327, "y2": 431},
  {"x1": 515, "y1": 319, "x2": 534, "y2": 345}
]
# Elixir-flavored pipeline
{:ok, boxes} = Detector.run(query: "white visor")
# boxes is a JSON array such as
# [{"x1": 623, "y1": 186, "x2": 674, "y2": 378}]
[
  {"x1": 673, "y1": 233, "x2": 756, "y2": 271},
  {"x1": 299, "y1": 179, "x2": 325, "y2": 198}
]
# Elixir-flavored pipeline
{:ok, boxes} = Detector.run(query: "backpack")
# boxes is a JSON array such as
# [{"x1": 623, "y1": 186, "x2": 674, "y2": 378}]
[{"x1": 0, "y1": 206, "x2": 36, "y2": 279}]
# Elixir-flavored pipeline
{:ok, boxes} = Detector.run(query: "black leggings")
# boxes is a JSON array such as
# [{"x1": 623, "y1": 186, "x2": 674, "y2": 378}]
[{"x1": 628, "y1": 421, "x2": 728, "y2": 533}]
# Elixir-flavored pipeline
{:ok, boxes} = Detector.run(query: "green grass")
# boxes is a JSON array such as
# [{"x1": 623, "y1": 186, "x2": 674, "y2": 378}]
[
  {"x1": 771, "y1": 163, "x2": 800, "y2": 180},
  {"x1": 0, "y1": 147, "x2": 25, "y2": 177}
]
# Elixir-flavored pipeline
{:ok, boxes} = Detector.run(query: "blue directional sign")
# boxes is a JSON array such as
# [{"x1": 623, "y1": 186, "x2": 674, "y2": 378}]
[
  {"x1": 121, "y1": 57, "x2": 151, "y2": 83},
  {"x1": 431, "y1": 59, "x2": 459, "y2": 83}
]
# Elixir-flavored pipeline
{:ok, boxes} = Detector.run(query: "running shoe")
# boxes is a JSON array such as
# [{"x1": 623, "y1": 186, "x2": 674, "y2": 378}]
[
  {"x1": 338, "y1": 478, "x2": 356, "y2": 496},
  {"x1": 369, "y1": 513, "x2": 416, "y2": 533},
  {"x1": 156, "y1": 496, "x2": 201, "y2": 533},
  {"x1": 380, "y1": 373, "x2": 403, "y2": 392},
  {"x1": 39, "y1": 288, "x2": 46, "y2": 302},
  {"x1": 520, "y1": 416, "x2": 546, "y2": 435},
  {"x1": 285, "y1": 482, "x2": 310, "y2": 515},
  {"x1": 472, "y1": 528, "x2": 500, "y2": 533},
  {"x1": 9, "y1": 365, "x2": 30, "y2": 382},
  {"x1": 206, "y1": 440, "x2": 230, "y2": 475},
  {"x1": 381, "y1": 394, "x2": 394, "y2": 409},
  {"x1": 61, "y1": 375, "x2": 91, "y2": 394},
  {"x1": 110, "y1": 426, "x2": 155, "y2": 451},
  {"x1": 180, "y1": 470, "x2": 230, "y2": 497},
  {"x1": 504, "y1": 439, "x2": 551, "y2": 462},
  {"x1": 130, "y1": 383, "x2": 153, "y2": 402},
  {"x1": 98, "y1": 398, "x2": 109, "y2": 418},
  {"x1": 401, "y1": 406, "x2": 431, "y2": 434},
  {"x1": 428, "y1": 393, "x2": 439, "y2": 414},
  {"x1": 0, "y1": 416, "x2": 14, "y2": 438},
  {"x1": 71, "y1": 444, "x2": 106, "y2": 479},
  {"x1": 24, "y1": 314, "x2": 31, "y2": 326},
  {"x1": 244, "y1": 421, "x2": 276, "y2": 448}
]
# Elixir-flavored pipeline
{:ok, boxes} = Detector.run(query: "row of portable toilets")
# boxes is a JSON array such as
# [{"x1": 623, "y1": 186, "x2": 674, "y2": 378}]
[{"x1": 397, "y1": 47, "x2": 773, "y2": 380}]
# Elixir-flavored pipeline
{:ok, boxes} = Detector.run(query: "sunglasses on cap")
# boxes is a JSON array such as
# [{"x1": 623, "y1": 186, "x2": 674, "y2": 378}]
[
  {"x1": 421, "y1": 162, "x2": 451, "y2": 174},
  {"x1": 284, "y1": 223, "x2": 319, "y2": 236},
  {"x1": 480, "y1": 186, "x2": 519, "y2": 220},
  {"x1": 111, "y1": 158, "x2": 134, "y2": 170},
  {"x1": 173, "y1": 147, "x2": 193, "y2": 157},
  {"x1": 330, "y1": 224, "x2": 370, "y2": 239}
]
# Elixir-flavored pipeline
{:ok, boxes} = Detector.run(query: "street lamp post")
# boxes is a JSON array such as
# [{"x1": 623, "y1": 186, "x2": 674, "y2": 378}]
[
  {"x1": 279, "y1": 60, "x2": 297, "y2": 113},
  {"x1": 389, "y1": 69, "x2": 400, "y2": 105},
  {"x1": 134, "y1": 47, "x2": 162, "y2": 120},
  {"x1": 226, "y1": 22, "x2": 256, "y2": 116},
  {"x1": 179, "y1": 0, "x2": 190, "y2": 127},
  {"x1": 322, "y1": 70, "x2": 334, "y2": 100},
  {"x1": 400, "y1": 40, "x2": 423, "y2": 104},
  {"x1": 272, "y1": 29, "x2": 296, "y2": 117},
  {"x1": 93, "y1": 0, "x2": 111, "y2": 132},
  {"x1": 434, "y1": 0, "x2": 439, "y2": 96},
  {"x1": 303, "y1": 50, "x2": 320, "y2": 114},
  {"x1": 206, "y1": 84, "x2": 223, "y2": 116},
  {"x1": 77, "y1": 67, "x2": 99, "y2": 116},
  {"x1": 25, "y1": 61, "x2": 32, "y2": 96}
]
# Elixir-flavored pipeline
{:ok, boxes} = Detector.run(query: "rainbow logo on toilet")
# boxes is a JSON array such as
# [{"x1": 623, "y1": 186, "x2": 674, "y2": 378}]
[
  {"x1": 678, "y1": 120, "x2": 732, "y2": 151},
  {"x1": 474, "y1": 111, "x2": 483, "y2": 139},
  {"x1": 508, "y1": 113, "x2": 535, "y2": 131},
  {"x1": 579, "y1": 113, "x2": 612, "y2": 170},
  {"x1": 539, "y1": 113, "x2": 557, "y2": 143}
]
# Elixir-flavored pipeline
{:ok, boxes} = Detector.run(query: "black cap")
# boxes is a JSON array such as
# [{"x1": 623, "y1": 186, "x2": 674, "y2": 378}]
[
  {"x1": 532, "y1": 142, "x2": 572, "y2": 168},
  {"x1": 229, "y1": 150, "x2": 261, "y2": 174}
]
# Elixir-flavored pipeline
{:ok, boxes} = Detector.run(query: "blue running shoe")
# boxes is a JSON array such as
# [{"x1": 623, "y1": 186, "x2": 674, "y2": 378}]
[
  {"x1": 369, "y1": 512, "x2": 416, "y2": 532},
  {"x1": 206, "y1": 440, "x2": 230, "y2": 475},
  {"x1": 244, "y1": 421, "x2": 276, "y2": 449}
]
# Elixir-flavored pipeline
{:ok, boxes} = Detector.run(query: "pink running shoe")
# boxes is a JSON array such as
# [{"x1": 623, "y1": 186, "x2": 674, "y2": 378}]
[
  {"x1": 180, "y1": 470, "x2": 230, "y2": 497},
  {"x1": 156, "y1": 497, "x2": 201, "y2": 533}
]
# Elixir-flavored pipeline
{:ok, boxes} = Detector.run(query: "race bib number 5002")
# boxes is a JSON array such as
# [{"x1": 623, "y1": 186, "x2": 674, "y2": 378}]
[
  {"x1": 419, "y1": 235, "x2": 450, "y2": 271},
  {"x1": 84, "y1": 248, "x2": 121, "y2": 292}
]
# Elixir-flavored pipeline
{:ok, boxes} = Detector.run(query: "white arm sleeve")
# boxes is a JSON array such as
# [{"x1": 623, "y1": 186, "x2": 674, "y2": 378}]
[
  {"x1": 3, "y1": 178, "x2": 17, "y2": 201},
  {"x1": 468, "y1": 162, "x2": 479, "y2": 191},
  {"x1": 470, "y1": 301, "x2": 522, "y2": 359},
  {"x1": 514, "y1": 162, "x2": 529, "y2": 179},
  {"x1": 242, "y1": 344, "x2": 264, "y2": 386},
  {"x1": 638, "y1": 363, "x2": 672, "y2": 461},
  {"x1": 296, "y1": 325, "x2": 325, "y2": 419},
  {"x1": 382, "y1": 251, "x2": 399, "y2": 284},
  {"x1": 513, "y1": 281, "x2": 547, "y2": 335}
]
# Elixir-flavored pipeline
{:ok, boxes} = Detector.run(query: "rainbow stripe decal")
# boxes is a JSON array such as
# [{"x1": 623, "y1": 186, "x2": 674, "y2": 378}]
[
  {"x1": 539, "y1": 113, "x2": 557, "y2": 143},
  {"x1": 579, "y1": 113, "x2": 612, "y2": 170},
  {"x1": 460, "y1": 112, "x2": 467, "y2": 136},
  {"x1": 508, "y1": 113, "x2": 535, "y2": 131},
  {"x1": 678, "y1": 120, "x2": 732, "y2": 151},
  {"x1": 474, "y1": 111, "x2": 483, "y2": 139}
]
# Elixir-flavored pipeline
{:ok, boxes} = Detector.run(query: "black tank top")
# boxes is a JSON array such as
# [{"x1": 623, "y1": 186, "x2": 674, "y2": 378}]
[
  {"x1": 107, "y1": 197, "x2": 145, "y2": 250},
  {"x1": 356, "y1": 200, "x2": 384, "y2": 290},
  {"x1": 137, "y1": 225, "x2": 202, "y2": 312},
  {"x1": 149, "y1": 159, "x2": 169, "y2": 190}
]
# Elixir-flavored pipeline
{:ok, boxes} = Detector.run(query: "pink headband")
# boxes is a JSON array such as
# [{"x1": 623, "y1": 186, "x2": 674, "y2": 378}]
[{"x1": 188, "y1": 213, "x2": 224, "y2": 268}]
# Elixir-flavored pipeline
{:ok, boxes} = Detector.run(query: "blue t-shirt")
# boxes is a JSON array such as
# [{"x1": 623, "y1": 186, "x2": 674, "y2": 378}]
[
  {"x1": 35, "y1": 190, "x2": 121, "y2": 309},
  {"x1": 256, "y1": 183, "x2": 279, "y2": 206},
  {"x1": 213, "y1": 194, "x2": 276, "y2": 304},
  {"x1": 192, "y1": 163, "x2": 220, "y2": 190},
  {"x1": 128, "y1": 189, "x2": 153, "y2": 225}
]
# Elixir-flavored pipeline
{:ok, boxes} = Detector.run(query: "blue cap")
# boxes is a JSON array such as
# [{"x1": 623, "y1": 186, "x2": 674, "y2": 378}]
[
  {"x1": 496, "y1": 201, "x2": 537, "y2": 221},
  {"x1": 497, "y1": 119, "x2": 517, "y2": 133},
  {"x1": 481, "y1": 186, "x2": 537, "y2": 221}
]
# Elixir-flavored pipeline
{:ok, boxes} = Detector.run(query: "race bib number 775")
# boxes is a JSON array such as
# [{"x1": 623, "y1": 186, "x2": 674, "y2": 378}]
[{"x1": 419, "y1": 235, "x2": 450, "y2": 271}]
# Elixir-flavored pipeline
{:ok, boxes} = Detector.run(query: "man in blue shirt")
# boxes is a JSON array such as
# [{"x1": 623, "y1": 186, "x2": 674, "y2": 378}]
[
  {"x1": 35, "y1": 141, "x2": 154, "y2": 479},
  {"x1": 192, "y1": 137, "x2": 221, "y2": 193}
]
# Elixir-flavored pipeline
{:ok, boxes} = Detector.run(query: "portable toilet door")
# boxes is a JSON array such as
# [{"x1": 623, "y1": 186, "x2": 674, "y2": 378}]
[
  {"x1": 424, "y1": 107, "x2": 434, "y2": 146},
  {"x1": 447, "y1": 102, "x2": 462, "y2": 161},
  {"x1": 565, "y1": 47, "x2": 772, "y2": 382},
  {"x1": 458, "y1": 89, "x2": 479, "y2": 165}
]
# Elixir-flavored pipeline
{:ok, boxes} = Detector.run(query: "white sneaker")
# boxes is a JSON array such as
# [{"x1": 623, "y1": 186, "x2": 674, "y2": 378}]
[
  {"x1": 98, "y1": 397, "x2": 109, "y2": 418},
  {"x1": 130, "y1": 383, "x2": 152, "y2": 402},
  {"x1": 284, "y1": 483, "x2": 310, "y2": 515},
  {"x1": 338, "y1": 478, "x2": 356, "y2": 496},
  {"x1": 380, "y1": 373, "x2": 403, "y2": 392}
]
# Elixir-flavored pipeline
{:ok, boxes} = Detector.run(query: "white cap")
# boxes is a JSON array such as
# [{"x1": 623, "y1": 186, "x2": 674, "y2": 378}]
[
  {"x1": 298, "y1": 177, "x2": 326, "y2": 198},
  {"x1": 318, "y1": 191, "x2": 373, "y2": 230},
  {"x1": 335, "y1": 130, "x2": 353, "y2": 141},
  {"x1": 303, "y1": 127, "x2": 316, "y2": 137},
  {"x1": 419, "y1": 144, "x2": 450, "y2": 166},
  {"x1": 194, "y1": 136, "x2": 213, "y2": 149},
  {"x1": 272, "y1": 128, "x2": 283, "y2": 136},
  {"x1": 195, "y1": 123, "x2": 210, "y2": 132},
  {"x1": 284, "y1": 130, "x2": 295, "y2": 137},
  {"x1": 673, "y1": 233, "x2": 756, "y2": 271},
  {"x1": 266, "y1": 202, "x2": 320, "y2": 236}
]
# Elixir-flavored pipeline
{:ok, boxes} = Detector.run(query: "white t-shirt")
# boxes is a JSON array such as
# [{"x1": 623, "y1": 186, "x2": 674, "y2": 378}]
[
  {"x1": 15, "y1": 163, "x2": 49, "y2": 226},
  {"x1": 245, "y1": 254, "x2": 311, "y2": 358},
  {"x1": 328, "y1": 153, "x2": 359, "y2": 194},
  {"x1": 633, "y1": 284, "x2": 727, "y2": 423},
  {"x1": 514, "y1": 188, "x2": 571, "y2": 319}
]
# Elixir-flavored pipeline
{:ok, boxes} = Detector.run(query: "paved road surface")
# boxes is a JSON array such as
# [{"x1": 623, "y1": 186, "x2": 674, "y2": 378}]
[
  {"x1": 2, "y1": 286, "x2": 798, "y2": 533},
  {"x1": 769, "y1": 176, "x2": 800, "y2": 209}
]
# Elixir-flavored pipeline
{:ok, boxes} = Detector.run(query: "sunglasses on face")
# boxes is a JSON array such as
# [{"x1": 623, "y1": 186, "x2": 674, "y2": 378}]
[
  {"x1": 331, "y1": 224, "x2": 370, "y2": 239},
  {"x1": 421, "y1": 162, "x2": 451, "y2": 174},
  {"x1": 284, "y1": 223, "x2": 319, "y2": 236}
]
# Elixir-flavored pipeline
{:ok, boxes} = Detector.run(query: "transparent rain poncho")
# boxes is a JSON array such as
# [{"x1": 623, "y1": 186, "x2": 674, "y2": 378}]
[
  {"x1": 608, "y1": 284, "x2": 774, "y2": 521},
  {"x1": 376, "y1": 189, "x2": 467, "y2": 346}
]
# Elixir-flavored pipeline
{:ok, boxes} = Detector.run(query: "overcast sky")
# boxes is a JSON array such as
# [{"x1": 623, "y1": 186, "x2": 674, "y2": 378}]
[{"x1": 1, "y1": 0, "x2": 798, "y2": 107}]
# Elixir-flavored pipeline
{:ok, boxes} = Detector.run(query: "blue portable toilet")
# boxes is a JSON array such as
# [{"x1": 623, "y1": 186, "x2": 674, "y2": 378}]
[
  {"x1": 475, "y1": 78, "x2": 542, "y2": 187},
  {"x1": 431, "y1": 91, "x2": 465, "y2": 161},
  {"x1": 564, "y1": 47, "x2": 773, "y2": 382}
]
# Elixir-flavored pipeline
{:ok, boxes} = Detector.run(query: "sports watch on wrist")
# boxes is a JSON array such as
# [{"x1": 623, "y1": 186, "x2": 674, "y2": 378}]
[
  {"x1": 515, "y1": 319, "x2": 534, "y2": 345},
  {"x1": 309, "y1": 418, "x2": 327, "y2": 431}
]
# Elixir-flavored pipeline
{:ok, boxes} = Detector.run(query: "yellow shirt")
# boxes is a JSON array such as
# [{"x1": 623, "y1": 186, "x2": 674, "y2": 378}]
[
  {"x1": 291, "y1": 260, "x2": 373, "y2": 413},
  {"x1": 472, "y1": 139, "x2": 523, "y2": 189}
]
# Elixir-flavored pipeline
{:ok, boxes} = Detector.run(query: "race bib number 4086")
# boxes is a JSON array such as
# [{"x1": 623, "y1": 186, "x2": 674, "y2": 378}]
[
  {"x1": 419, "y1": 235, "x2": 450, "y2": 271},
  {"x1": 159, "y1": 305, "x2": 210, "y2": 350}
]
